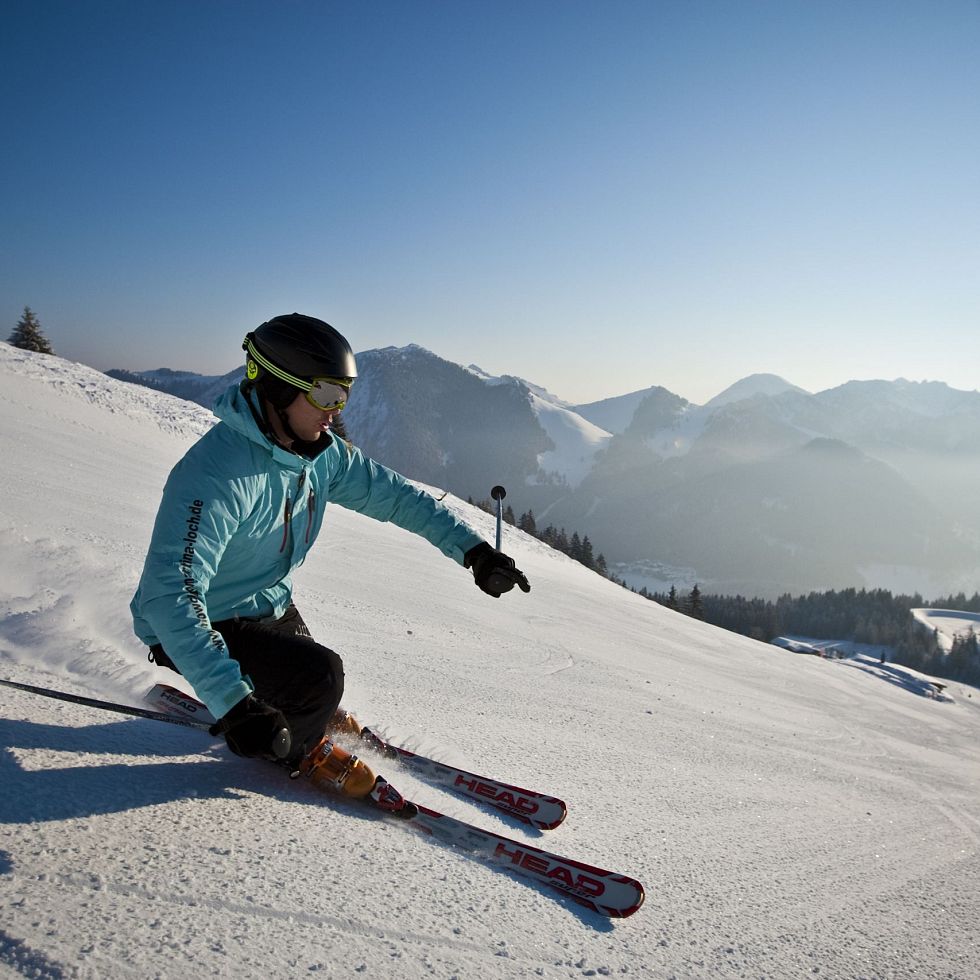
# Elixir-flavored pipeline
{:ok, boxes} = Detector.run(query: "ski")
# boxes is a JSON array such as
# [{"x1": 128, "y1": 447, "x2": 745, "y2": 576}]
[
  {"x1": 337, "y1": 775, "x2": 641, "y2": 917},
  {"x1": 406, "y1": 803, "x2": 645, "y2": 918},
  {"x1": 146, "y1": 682, "x2": 567, "y2": 830},
  {"x1": 295, "y1": 770, "x2": 642, "y2": 917},
  {"x1": 2, "y1": 677, "x2": 644, "y2": 918},
  {"x1": 358, "y1": 726, "x2": 566, "y2": 830}
]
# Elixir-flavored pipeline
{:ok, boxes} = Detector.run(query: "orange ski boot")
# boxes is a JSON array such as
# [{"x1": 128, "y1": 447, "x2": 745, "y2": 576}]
[
  {"x1": 293, "y1": 736, "x2": 376, "y2": 799},
  {"x1": 325, "y1": 707, "x2": 362, "y2": 739}
]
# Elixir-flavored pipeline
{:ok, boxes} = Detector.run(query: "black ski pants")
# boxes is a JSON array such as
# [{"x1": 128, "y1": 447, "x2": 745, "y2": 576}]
[{"x1": 150, "y1": 604, "x2": 344, "y2": 759}]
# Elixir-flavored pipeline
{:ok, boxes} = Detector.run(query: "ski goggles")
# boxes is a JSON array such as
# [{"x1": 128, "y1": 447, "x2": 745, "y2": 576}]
[
  {"x1": 245, "y1": 337, "x2": 353, "y2": 411},
  {"x1": 304, "y1": 377, "x2": 353, "y2": 412}
]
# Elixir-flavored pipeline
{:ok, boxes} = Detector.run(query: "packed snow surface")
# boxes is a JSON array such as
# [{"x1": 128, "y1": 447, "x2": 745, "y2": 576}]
[{"x1": 1, "y1": 342, "x2": 979, "y2": 979}]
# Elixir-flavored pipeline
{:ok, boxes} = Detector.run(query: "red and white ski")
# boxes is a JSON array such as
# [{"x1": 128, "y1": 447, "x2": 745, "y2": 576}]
[
  {"x1": 407, "y1": 802, "x2": 644, "y2": 917},
  {"x1": 359, "y1": 727, "x2": 566, "y2": 830},
  {"x1": 145, "y1": 683, "x2": 567, "y2": 830},
  {"x1": 358, "y1": 776, "x2": 642, "y2": 917}
]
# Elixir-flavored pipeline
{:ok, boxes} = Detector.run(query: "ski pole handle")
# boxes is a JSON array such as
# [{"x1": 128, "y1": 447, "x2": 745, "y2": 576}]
[{"x1": 490, "y1": 485, "x2": 506, "y2": 551}]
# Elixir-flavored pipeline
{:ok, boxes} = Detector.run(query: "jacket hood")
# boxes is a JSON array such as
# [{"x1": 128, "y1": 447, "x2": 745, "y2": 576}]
[{"x1": 212, "y1": 383, "x2": 309, "y2": 471}]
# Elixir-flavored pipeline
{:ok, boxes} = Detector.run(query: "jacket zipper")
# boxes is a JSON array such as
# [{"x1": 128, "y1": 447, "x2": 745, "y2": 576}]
[
  {"x1": 306, "y1": 488, "x2": 316, "y2": 543},
  {"x1": 281, "y1": 470, "x2": 310, "y2": 553},
  {"x1": 279, "y1": 495, "x2": 292, "y2": 552}
]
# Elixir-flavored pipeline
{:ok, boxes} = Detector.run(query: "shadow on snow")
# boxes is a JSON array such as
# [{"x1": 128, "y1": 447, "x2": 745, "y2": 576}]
[{"x1": 0, "y1": 715, "x2": 618, "y2": 928}]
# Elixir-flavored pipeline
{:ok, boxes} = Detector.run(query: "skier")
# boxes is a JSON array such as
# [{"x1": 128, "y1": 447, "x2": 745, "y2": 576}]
[{"x1": 131, "y1": 313, "x2": 530, "y2": 800}]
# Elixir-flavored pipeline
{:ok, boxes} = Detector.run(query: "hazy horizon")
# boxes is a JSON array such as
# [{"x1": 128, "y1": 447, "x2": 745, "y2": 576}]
[{"x1": 93, "y1": 342, "x2": 977, "y2": 410}]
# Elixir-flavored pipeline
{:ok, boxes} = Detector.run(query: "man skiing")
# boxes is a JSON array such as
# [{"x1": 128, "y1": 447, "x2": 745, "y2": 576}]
[{"x1": 131, "y1": 313, "x2": 530, "y2": 801}]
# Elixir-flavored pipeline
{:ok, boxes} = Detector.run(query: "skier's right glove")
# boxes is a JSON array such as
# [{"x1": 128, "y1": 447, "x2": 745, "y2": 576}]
[{"x1": 210, "y1": 694, "x2": 292, "y2": 761}]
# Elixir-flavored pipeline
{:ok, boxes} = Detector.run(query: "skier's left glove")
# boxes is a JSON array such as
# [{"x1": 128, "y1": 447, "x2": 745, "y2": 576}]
[{"x1": 464, "y1": 542, "x2": 531, "y2": 598}]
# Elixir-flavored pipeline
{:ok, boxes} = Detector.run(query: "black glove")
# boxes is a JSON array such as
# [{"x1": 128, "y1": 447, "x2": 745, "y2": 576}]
[
  {"x1": 210, "y1": 694, "x2": 292, "y2": 761},
  {"x1": 464, "y1": 542, "x2": 531, "y2": 598}
]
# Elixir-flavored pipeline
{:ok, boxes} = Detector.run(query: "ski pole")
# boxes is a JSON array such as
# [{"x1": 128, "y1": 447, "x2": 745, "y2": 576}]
[
  {"x1": 491, "y1": 485, "x2": 506, "y2": 551},
  {"x1": 1, "y1": 677, "x2": 292, "y2": 758},
  {"x1": 0, "y1": 676, "x2": 212, "y2": 730}
]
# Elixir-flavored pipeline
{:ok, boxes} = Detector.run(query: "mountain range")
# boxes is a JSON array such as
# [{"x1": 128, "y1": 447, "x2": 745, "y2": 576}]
[{"x1": 106, "y1": 351, "x2": 980, "y2": 599}]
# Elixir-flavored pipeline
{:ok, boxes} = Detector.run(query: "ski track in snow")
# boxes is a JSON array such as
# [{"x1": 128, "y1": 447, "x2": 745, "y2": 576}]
[{"x1": 1, "y1": 343, "x2": 980, "y2": 979}]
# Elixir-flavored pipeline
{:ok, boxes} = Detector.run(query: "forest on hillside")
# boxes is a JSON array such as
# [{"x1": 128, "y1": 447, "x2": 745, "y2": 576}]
[{"x1": 645, "y1": 585, "x2": 980, "y2": 685}]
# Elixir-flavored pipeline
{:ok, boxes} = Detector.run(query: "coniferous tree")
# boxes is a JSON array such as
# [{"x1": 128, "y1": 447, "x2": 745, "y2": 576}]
[
  {"x1": 580, "y1": 535, "x2": 595, "y2": 570},
  {"x1": 667, "y1": 585, "x2": 679, "y2": 611},
  {"x1": 470, "y1": 500, "x2": 616, "y2": 582},
  {"x1": 555, "y1": 528, "x2": 570, "y2": 554},
  {"x1": 8, "y1": 306, "x2": 54, "y2": 354},
  {"x1": 687, "y1": 583, "x2": 704, "y2": 620},
  {"x1": 947, "y1": 631, "x2": 980, "y2": 684},
  {"x1": 518, "y1": 509, "x2": 537, "y2": 536}
]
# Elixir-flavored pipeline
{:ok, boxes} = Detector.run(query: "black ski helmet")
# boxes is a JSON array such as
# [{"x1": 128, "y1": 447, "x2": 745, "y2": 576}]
[{"x1": 242, "y1": 313, "x2": 357, "y2": 408}]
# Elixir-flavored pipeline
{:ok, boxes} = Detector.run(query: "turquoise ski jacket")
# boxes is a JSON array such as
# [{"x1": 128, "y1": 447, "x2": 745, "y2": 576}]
[{"x1": 131, "y1": 384, "x2": 484, "y2": 720}]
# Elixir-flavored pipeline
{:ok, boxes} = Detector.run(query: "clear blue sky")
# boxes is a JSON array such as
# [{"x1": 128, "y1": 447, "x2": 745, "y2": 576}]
[{"x1": 2, "y1": 0, "x2": 977, "y2": 404}]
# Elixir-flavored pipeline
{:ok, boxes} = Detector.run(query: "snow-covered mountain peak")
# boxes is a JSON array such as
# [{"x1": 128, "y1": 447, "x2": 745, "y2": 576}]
[
  {"x1": 818, "y1": 377, "x2": 978, "y2": 419},
  {"x1": 360, "y1": 342, "x2": 437, "y2": 361},
  {"x1": 467, "y1": 363, "x2": 574, "y2": 409},
  {"x1": 703, "y1": 373, "x2": 809, "y2": 410},
  {"x1": 466, "y1": 362, "x2": 495, "y2": 381},
  {"x1": 574, "y1": 385, "x2": 686, "y2": 435}
]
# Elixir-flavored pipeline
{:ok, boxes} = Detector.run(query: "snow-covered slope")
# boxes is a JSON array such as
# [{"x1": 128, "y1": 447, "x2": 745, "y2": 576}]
[
  {"x1": 1, "y1": 342, "x2": 979, "y2": 979},
  {"x1": 912, "y1": 608, "x2": 980, "y2": 652},
  {"x1": 527, "y1": 392, "x2": 612, "y2": 488}
]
